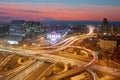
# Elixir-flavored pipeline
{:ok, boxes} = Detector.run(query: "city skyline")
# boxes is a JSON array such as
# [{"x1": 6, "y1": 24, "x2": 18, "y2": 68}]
[
  {"x1": 0, "y1": 0, "x2": 120, "y2": 22},
  {"x1": 0, "y1": 1, "x2": 120, "y2": 79}
]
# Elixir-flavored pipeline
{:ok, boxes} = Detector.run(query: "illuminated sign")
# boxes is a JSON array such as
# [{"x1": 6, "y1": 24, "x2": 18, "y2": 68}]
[
  {"x1": 7, "y1": 40, "x2": 19, "y2": 45},
  {"x1": 47, "y1": 33, "x2": 61, "y2": 40}
]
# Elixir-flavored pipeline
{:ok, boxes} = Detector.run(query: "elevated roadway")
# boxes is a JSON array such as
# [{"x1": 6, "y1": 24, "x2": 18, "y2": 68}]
[
  {"x1": 10, "y1": 61, "x2": 44, "y2": 80},
  {"x1": 46, "y1": 46, "x2": 98, "y2": 80},
  {"x1": 0, "y1": 60, "x2": 36, "y2": 80},
  {"x1": 0, "y1": 34, "x2": 119, "y2": 79},
  {"x1": 22, "y1": 61, "x2": 53, "y2": 80}
]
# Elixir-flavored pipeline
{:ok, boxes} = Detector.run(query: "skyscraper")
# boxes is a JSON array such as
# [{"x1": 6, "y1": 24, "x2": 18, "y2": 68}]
[
  {"x1": 9, "y1": 20, "x2": 25, "y2": 37},
  {"x1": 6, "y1": 20, "x2": 45, "y2": 45},
  {"x1": 101, "y1": 18, "x2": 110, "y2": 35}
]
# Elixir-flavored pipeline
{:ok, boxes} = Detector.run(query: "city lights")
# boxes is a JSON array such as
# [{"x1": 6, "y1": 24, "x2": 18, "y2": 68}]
[
  {"x1": 87, "y1": 25, "x2": 95, "y2": 35},
  {"x1": 0, "y1": 0, "x2": 120, "y2": 80}
]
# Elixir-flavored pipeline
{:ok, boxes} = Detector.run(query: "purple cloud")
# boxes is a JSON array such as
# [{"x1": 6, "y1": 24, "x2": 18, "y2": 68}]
[
  {"x1": 0, "y1": 11, "x2": 8, "y2": 14},
  {"x1": 20, "y1": 10, "x2": 42, "y2": 13},
  {"x1": 0, "y1": 16, "x2": 21, "y2": 20}
]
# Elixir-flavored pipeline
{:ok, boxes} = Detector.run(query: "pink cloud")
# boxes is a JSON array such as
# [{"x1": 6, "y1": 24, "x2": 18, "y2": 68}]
[{"x1": 0, "y1": 2, "x2": 120, "y2": 22}]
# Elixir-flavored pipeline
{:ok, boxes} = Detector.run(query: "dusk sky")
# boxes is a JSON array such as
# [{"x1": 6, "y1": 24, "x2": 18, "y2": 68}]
[{"x1": 0, "y1": 0, "x2": 120, "y2": 22}]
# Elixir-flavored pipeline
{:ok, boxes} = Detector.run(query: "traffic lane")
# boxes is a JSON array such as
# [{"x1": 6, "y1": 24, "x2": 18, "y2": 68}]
[
  {"x1": 22, "y1": 61, "x2": 52, "y2": 80},
  {"x1": 1, "y1": 60, "x2": 36, "y2": 80}
]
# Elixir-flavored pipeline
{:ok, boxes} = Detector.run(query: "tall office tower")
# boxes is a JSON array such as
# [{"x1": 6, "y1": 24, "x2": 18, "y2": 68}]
[
  {"x1": 101, "y1": 18, "x2": 110, "y2": 35},
  {"x1": 6, "y1": 20, "x2": 45, "y2": 45},
  {"x1": 6, "y1": 20, "x2": 25, "y2": 45},
  {"x1": 103, "y1": 18, "x2": 108, "y2": 25},
  {"x1": 9, "y1": 20, "x2": 25, "y2": 37}
]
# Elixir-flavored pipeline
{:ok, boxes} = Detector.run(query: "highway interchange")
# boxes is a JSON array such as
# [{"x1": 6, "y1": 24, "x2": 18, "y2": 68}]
[{"x1": 0, "y1": 33, "x2": 120, "y2": 80}]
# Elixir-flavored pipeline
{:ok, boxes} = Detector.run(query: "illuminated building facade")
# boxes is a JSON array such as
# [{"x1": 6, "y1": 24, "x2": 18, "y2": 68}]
[
  {"x1": 100, "y1": 39, "x2": 117, "y2": 50},
  {"x1": 6, "y1": 20, "x2": 45, "y2": 45},
  {"x1": 100, "y1": 18, "x2": 110, "y2": 35},
  {"x1": 9, "y1": 20, "x2": 25, "y2": 37},
  {"x1": 46, "y1": 29, "x2": 71, "y2": 44},
  {"x1": 47, "y1": 31, "x2": 61, "y2": 42}
]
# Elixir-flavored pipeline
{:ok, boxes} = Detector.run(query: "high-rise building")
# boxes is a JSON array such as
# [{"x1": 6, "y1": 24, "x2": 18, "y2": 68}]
[
  {"x1": 9, "y1": 20, "x2": 25, "y2": 37},
  {"x1": 101, "y1": 18, "x2": 110, "y2": 35},
  {"x1": 23, "y1": 21, "x2": 43, "y2": 37},
  {"x1": 100, "y1": 39, "x2": 117, "y2": 50},
  {"x1": 6, "y1": 20, "x2": 46, "y2": 45},
  {"x1": 6, "y1": 20, "x2": 25, "y2": 45}
]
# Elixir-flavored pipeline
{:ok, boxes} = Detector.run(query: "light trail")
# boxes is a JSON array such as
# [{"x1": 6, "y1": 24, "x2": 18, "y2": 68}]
[
  {"x1": 87, "y1": 25, "x2": 95, "y2": 35},
  {"x1": 87, "y1": 69, "x2": 98, "y2": 80}
]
